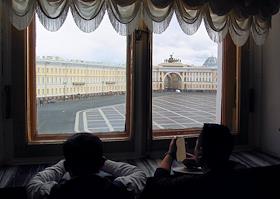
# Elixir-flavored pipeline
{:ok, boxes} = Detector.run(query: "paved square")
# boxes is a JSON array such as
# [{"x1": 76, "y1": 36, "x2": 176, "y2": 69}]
[{"x1": 75, "y1": 93, "x2": 217, "y2": 133}]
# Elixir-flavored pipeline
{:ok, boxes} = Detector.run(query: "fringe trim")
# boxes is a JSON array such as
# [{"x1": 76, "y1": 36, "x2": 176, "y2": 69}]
[
  {"x1": 174, "y1": 3, "x2": 202, "y2": 35},
  {"x1": 10, "y1": 0, "x2": 36, "y2": 30},
  {"x1": 70, "y1": 1, "x2": 106, "y2": 33},
  {"x1": 36, "y1": 1, "x2": 69, "y2": 32},
  {"x1": 9, "y1": 0, "x2": 272, "y2": 46},
  {"x1": 143, "y1": 1, "x2": 174, "y2": 34},
  {"x1": 106, "y1": 1, "x2": 141, "y2": 36}
]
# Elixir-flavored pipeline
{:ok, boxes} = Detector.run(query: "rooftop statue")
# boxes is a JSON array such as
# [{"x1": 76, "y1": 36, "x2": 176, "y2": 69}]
[{"x1": 164, "y1": 54, "x2": 181, "y2": 63}]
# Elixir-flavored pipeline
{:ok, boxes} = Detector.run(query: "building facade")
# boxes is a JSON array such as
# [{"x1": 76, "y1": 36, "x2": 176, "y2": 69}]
[
  {"x1": 153, "y1": 55, "x2": 218, "y2": 92},
  {"x1": 36, "y1": 55, "x2": 218, "y2": 101},
  {"x1": 36, "y1": 56, "x2": 126, "y2": 100}
]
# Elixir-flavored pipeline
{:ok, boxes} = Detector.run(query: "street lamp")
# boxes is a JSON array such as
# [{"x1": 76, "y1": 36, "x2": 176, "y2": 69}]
[
  {"x1": 63, "y1": 81, "x2": 67, "y2": 101},
  {"x1": 102, "y1": 80, "x2": 104, "y2": 95}
]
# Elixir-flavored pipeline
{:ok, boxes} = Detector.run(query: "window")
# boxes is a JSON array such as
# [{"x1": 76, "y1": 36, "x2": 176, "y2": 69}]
[
  {"x1": 27, "y1": 12, "x2": 130, "y2": 141},
  {"x1": 7, "y1": 10, "x2": 242, "y2": 160},
  {"x1": 152, "y1": 16, "x2": 219, "y2": 137}
]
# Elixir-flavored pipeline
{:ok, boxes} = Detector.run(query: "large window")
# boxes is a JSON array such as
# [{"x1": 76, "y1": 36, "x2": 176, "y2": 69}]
[
  {"x1": 0, "y1": 0, "x2": 259, "y2": 161},
  {"x1": 28, "y1": 12, "x2": 130, "y2": 140},
  {"x1": 19, "y1": 13, "x2": 240, "y2": 154},
  {"x1": 152, "y1": 16, "x2": 219, "y2": 137}
]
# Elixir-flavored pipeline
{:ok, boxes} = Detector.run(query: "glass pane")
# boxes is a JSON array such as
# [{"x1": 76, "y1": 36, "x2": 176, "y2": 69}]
[
  {"x1": 153, "y1": 15, "x2": 219, "y2": 133},
  {"x1": 36, "y1": 13, "x2": 127, "y2": 134}
]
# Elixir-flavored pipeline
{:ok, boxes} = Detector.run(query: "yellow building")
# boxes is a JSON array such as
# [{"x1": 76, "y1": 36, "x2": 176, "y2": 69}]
[
  {"x1": 36, "y1": 55, "x2": 217, "y2": 101},
  {"x1": 153, "y1": 55, "x2": 218, "y2": 92},
  {"x1": 36, "y1": 56, "x2": 126, "y2": 100}
]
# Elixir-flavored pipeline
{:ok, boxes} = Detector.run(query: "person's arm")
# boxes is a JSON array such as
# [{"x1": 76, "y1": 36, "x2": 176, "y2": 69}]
[
  {"x1": 160, "y1": 137, "x2": 177, "y2": 171},
  {"x1": 154, "y1": 137, "x2": 177, "y2": 177},
  {"x1": 26, "y1": 160, "x2": 66, "y2": 199},
  {"x1": 101, "y1": 159, "x2": 147, "y2": 195},
  {"x1": 141, "y1": 138, "x2": 193, "y2": 199}
]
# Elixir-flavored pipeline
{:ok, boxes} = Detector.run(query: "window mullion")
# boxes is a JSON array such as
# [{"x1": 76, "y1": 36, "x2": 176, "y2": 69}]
[{"x1": 132, "y1": 26, "x2": 152, "y2": 157}]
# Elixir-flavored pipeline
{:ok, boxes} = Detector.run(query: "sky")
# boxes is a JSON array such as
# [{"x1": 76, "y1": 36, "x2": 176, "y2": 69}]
[{"x1": 36, "y1": 12, "x2": 218, "y2": 66}]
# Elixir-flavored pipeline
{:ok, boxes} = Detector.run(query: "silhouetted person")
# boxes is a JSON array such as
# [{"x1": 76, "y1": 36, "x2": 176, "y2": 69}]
[
  {"x1": 140, "y1": 123, "x2": 243, "y2": 199},
  {"x1": 27, "y1": 133, "x2": 146, "y2": 199},
  {"x1": 186, "y1": 123, "x2": 244, "y2": 172}
]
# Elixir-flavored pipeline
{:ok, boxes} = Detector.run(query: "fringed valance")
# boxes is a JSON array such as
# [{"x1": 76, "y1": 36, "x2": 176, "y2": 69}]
[{"x1": 10, "y1": 0, "x2": 280, "y2": 46}]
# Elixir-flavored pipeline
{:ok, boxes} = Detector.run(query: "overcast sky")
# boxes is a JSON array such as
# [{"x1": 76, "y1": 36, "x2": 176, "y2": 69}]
[{"x1": 36, "y1": 12, "x2": 218, "y2": 66}]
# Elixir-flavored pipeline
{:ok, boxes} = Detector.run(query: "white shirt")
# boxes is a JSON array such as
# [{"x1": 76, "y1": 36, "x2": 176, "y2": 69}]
[{"x1": 26, "y1": 159, "x2": 147, "y2": 199}]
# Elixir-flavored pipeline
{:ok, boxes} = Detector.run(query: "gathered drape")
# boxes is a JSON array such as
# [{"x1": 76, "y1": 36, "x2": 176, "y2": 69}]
[{"x1": 10, "y1": 0, "x2": 280, "y2": 46}]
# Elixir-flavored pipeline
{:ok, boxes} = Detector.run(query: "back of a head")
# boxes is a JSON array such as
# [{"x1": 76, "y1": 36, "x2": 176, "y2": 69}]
[
  {"x1": 199, "y1": 123, "x2": 233, "y2": 169},
  {"x1": 63, "y1": 133, "x2": 103, "y2": 176}
]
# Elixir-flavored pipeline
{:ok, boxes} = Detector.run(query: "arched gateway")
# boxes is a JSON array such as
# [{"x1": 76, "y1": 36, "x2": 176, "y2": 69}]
[{"x1": 164, "y1": 72, "x2": 182, "y2": 91}]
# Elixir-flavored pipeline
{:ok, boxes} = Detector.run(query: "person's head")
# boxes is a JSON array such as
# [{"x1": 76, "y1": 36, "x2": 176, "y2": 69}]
[
  {"x1": 63, "y1": 133, "x2": 104, "y2": 177},
  {"x1": 194, "y1": 123, "x2": 233, "y2": 169}
]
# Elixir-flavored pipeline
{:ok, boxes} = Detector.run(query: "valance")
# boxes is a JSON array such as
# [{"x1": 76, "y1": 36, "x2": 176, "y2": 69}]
[{"x1": 9, "y1": 0, "x2": 280, "y2": 46}]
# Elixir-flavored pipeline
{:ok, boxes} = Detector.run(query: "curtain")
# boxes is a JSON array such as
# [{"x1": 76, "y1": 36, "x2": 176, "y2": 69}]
[{"x1": 10, "y1": 0, "x2": 280, "y2": 46}]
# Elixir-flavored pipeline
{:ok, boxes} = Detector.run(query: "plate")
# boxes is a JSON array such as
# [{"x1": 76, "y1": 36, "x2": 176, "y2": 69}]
[{"x1": 172, "y1": 161, "x2": 203, "y2": 174}]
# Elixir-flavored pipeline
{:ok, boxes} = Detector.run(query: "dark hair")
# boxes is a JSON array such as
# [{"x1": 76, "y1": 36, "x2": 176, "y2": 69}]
[
  {"x1": 199, "y1": 123, "x2": 233, "y2": 169},
  {"x1": 63, "y1": 133, "x2": 104, "y2": 176}
]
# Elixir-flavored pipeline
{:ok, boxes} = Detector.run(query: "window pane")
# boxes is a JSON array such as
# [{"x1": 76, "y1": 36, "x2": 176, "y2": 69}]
[
  {"x1": 152, "y1": 16, "x2": 219, "y2": 134},
  {"x1": 36, "y1": 13, "x2": 127, "y2": 134}
]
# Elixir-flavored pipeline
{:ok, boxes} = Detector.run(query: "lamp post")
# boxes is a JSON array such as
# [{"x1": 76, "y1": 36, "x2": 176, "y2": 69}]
[
  {"x1": 63, "y1": 81, "x2": 67, "y2": 101},
  {"x1": 102, "y1": 66, "x2": 104, "y2": 95},
  {"x1": 102, "y1": 80, "x2": 104, "y2": 95},
  {"x1": 63, "y1": 63, "x2": 68, "y2": 101}
]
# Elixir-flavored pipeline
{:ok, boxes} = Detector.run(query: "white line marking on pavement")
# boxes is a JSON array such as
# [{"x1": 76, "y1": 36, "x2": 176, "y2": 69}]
[
  {"x1": 74, "y1": 111, "x2": 81, "y2": 132},
  {"x1": 76, "y1": 95, "x2": 215, "y2": 132},
  {"x1": 153, "y1": 120, "x2": 164, "y2": 129},
  {"x1": 103, "y1": 119, "x2": 124, "y2": 121},
  {"x1": 86, "y1": 119, "x2": 106, "y2": 122},
  {"x1": 153, "y1": 109, "x2": 186, "y2": 128},
  {"x1": 98, "y1": 108, "x2": 114, "y2": 131},
  {"x1": 161, "y1": 95, "x2": 216, "y2": 112},
  {"x1": 83, "y1": 111, "x2": 89, "y2": 132},
  {"x1": 153, "y1": 104, "x2": 202, "y2": 125},
  {"x1": 113, "y1": 106, "x2": 125, "y2": 118},
  {"x1": 155, "y1": 98, "x2": 216, "y2": 116}
]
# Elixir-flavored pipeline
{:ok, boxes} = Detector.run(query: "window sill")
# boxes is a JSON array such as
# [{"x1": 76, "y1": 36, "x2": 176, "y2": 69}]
[{"x1": 152, "y1": 128, "x2": 201, "y2": 140}]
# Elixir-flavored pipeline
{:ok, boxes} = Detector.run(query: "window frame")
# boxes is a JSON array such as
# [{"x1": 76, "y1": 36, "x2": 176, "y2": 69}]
[
  {"x1": 27, "y1": 23, "x2": 242, "y2": 143},
  {"x1": 7, "y1": 17, "x2": 245, "y2": 161},
  {"x1": 8, "y1": 17, "x2": 136, "y2": 160},
  {"x1": 27, "y1": 19, "x2": 132, "y2": 143}
]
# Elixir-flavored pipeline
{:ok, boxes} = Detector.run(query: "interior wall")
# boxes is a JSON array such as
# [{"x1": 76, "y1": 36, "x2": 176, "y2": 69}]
[
  {"x1": 0, "y1": 0, "x2": 3, "y2": 164},
  {"x1": 247, "y1": 37, "x2": 263, "y2": 150},
  {"x1": 259, "y1": 12, "x2": 280, "y2": 157},
  {"x1": 0, "y1": 1, "x2": 14, "y2": 165}
]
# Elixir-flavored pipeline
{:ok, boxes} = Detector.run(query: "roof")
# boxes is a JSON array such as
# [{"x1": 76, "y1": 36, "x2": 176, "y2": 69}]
[
  {"x1": 36, "y1": 56, "x2": 126, "y2": 69},
  {"x1": 203, "y1": 56, "x2": 218, "y2": 68}
]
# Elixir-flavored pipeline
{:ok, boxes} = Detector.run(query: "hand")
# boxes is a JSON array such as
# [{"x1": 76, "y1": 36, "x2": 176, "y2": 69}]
[{"x1": 167, "y1": 137, "x2": 177, "y2": 159}]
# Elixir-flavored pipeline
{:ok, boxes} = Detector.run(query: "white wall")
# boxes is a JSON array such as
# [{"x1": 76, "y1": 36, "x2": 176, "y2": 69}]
[{"x1": 259, "y1": 12, "x2": 280, "y2": 157}]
